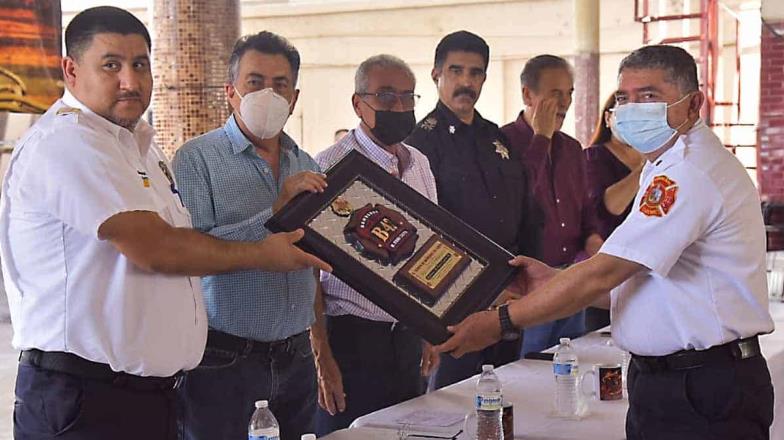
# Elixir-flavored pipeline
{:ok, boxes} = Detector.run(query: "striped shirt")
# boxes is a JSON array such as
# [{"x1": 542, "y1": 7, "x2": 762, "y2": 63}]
[
  {"x1": 315, "y1": 125, "x2": 438, "y2": 322},
  {"x1": 173, "y1": 115, "x2": 320, "y2": 341}
]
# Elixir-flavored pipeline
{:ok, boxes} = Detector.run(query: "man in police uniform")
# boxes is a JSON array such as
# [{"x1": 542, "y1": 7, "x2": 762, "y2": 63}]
[
  {"x1": 0, "y1": 7, "x2": 328, "y2": 440},
  {"x1": 406, "y1": 31, "x2": 541, "y2": 389},
  {"x1": 437, "y1": 45, "x2": 774, "y2": 439}
]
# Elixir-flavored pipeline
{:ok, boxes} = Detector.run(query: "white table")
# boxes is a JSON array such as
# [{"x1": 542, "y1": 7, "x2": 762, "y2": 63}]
[{"x1": 323, "y1": 302, "x2": 784, "y2": 439}]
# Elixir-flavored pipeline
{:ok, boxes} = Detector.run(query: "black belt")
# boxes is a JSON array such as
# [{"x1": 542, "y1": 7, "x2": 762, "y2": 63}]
[
  {"x1": 632, "y1": 336, "x2": 762, "y2": 373},
  {"x1": 206, "y1": 329, "x2": 309, "y2": 356},
  {"x1": 19, "y1": 349, "x2": 182, "y2": 391}
]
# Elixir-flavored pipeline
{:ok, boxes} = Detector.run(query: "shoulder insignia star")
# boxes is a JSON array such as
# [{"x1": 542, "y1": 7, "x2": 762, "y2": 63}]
[{"x1": 421, "y1": 117, "x2": 437, "y2": 131}]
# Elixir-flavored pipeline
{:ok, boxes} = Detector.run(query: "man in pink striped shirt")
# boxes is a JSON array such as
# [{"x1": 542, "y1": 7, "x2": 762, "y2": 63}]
[{"x1": 310, "y1": 54, "x2": 440, "y2": 436}]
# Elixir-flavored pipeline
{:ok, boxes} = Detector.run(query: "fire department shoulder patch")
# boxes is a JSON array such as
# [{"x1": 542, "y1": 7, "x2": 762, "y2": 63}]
[{"x1": 639, "y1": 175, "x2": 678, "y2": 217}]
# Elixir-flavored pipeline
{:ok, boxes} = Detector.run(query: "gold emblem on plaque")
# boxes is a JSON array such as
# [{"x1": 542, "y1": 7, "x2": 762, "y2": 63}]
[{"x1": 331, "y1": 197, "x2": 353, "y2": 217}]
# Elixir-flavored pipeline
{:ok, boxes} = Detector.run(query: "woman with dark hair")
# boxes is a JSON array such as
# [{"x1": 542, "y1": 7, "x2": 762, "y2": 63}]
[{"x1": 583, "y1": 93, "x2": 645, "y2": 330}]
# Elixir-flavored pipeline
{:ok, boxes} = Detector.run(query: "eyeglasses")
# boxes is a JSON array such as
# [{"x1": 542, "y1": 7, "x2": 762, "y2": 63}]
[{"x1": 358, "y1": 91, "x2": 420, "y2": 111}]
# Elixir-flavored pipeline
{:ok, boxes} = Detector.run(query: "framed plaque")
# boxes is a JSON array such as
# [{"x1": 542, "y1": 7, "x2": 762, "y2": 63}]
[{"x1": 266, "y1": 150, "x2": 516, "y2": 344}]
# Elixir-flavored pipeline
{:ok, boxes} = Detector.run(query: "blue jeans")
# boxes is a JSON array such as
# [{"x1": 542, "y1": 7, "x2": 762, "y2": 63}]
[
  {"x1": 520, "y1": 310, "x2": 586, "y2": 357},
  {"x1": 177, "y1": 331, "x2": 317, "y2": 440}
]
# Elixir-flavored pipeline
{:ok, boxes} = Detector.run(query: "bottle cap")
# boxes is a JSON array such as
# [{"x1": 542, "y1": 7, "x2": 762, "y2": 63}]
[
  {"x1": 301, "y1": 435, "x2": 317, "y2": 440},
  {"x1": 255, "y1": 400, "x2": 268, "y2": 409},
  {"x1": 481, "y1": 364, "x2": 493, "y2": 372},
  {"x1": 559, "y1": 337, "x2": 571, "y2": 345}
]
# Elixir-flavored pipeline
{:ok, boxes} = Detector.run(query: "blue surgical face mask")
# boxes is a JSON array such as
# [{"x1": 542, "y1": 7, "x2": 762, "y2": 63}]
[{"x1": 612, "y1": 93, "x2": 693, "y2": 154}]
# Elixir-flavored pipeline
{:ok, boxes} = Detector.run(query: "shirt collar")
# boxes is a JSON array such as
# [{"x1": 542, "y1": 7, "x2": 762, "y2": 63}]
[
  {"x1": 224, "y1": 114, "x2": 301, "y2": 157},
  {"x1": 61, "y1": 89, "x2": 155, "y2": 155},
  {"x1": 646, "y1": 119, "x2": 706, "y2": 171},
  {"x1": 435, "y1": 100, "x2": 482, "y2": 132},
  {"x1": 514, "y1": 111, "x2": 534, "y2": 137},
  {"x1": 352, "y1": 124, "x2": 413, "y2": 174}
]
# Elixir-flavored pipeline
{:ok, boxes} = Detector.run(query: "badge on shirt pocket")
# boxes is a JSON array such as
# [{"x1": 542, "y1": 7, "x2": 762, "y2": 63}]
[{"x1": 137, "y1": 170, "x2": 150, "y2": 188}]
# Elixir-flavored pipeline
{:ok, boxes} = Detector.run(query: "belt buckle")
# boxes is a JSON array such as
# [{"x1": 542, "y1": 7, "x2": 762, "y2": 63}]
[
  {"x1": 172, "y1": 374, "x2": 184, "y2": 390},
  {"x1": 735, "y1": 339, "x2": 757, "y2": 360}
]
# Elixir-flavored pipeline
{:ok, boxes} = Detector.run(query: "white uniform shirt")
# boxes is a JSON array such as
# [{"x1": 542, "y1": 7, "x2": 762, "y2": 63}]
[
  {"x1": 602, "y1": 120, "x2": 774, "y2": 356},
  {"x1": 0, "y1": 91, "x2": 207, "y2": 377}
]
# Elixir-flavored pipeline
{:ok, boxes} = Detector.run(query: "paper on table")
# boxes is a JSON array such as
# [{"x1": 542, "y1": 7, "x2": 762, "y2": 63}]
[{"x1": 394, "y1": 410, "x2": 466, "y2": 428}]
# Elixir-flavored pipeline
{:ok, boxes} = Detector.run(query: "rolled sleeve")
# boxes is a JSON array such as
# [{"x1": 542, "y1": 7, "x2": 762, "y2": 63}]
[{"x1": 600, "y1": 164, "x2": 721, "y2": 277}]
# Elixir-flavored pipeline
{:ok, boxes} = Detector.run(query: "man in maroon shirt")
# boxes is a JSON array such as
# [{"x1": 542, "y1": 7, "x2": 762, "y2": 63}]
[{"x1": 501, "y1": 55, "x2": 603, "y2": 356}]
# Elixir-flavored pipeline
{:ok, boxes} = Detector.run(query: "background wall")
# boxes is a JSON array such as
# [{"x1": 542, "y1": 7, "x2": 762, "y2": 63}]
[
  {"x1": 758, "y1": 0, "x2": 784, "y2": 202},
  {"x1": 46, "y1": 0, "x2": 764, "y2": 179}
]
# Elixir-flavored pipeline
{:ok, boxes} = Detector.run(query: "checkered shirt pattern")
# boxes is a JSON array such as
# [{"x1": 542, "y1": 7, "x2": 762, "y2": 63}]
[
  {"x1": 315, "y1": 126, "x2": 438, "y2": 322},
  {"x1": 172, "y1": 115, "x2": 320, "y2": 341}
]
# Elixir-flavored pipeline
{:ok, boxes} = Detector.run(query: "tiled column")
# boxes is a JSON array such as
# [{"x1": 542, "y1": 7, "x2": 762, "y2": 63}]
[
  {"x1": 573, "y1": 0, "x2": 600, "y2": 147},
  {"x1": 151, "y1": 0, "x2": 240, "y2": 157}
]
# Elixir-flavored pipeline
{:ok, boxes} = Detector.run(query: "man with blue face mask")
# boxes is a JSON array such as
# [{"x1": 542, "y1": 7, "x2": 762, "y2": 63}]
[
  {"x1": 173, "y1": 32, "x2": 325, "y2": 440},
  {"x1": 435, "y1": 45, "x2": 775, "y2": 440}
]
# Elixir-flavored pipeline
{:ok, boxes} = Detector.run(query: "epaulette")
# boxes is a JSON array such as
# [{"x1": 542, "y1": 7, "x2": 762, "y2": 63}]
[
  {"x1": 56, "y1": 106, "x2": 81, "y2": 116},
  {"x1": 54, "y1": 106, "x2": 82, "y2": 124}
]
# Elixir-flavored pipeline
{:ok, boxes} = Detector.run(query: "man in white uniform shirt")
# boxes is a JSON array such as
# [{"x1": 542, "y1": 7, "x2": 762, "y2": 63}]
[
  {"x1": 0, "y1": 7, "x2": 328, "y2": 440},
  {"x1": 436, "y1": 45, "x2": 774, "y2": 440},
  {"x1": 310, "y1": 55, "x2": 440, "y2": 436}
]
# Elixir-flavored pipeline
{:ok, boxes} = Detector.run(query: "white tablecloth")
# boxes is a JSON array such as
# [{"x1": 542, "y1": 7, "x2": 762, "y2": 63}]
[{"x1": 322, "y1": 302, "x2": 784, "y2": 439}]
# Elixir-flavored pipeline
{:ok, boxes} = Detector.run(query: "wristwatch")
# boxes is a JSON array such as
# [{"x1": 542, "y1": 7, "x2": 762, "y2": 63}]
[{"x1": 498, "y1": 303, "x2": 520, "y2": 341}]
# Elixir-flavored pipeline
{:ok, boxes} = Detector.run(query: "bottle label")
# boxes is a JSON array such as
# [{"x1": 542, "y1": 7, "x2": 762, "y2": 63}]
[
  {"x1": 553, "y1": 363, "x2": 577, "y2": 376},
  {"x1": 475, "y1": 393, "x2": 503, "y2": 411},
  {"x1": 249, "y1": 428, "x2": 280, "y2": 440}
]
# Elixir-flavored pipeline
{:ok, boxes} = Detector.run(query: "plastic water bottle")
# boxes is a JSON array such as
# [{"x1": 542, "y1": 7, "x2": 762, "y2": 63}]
[
  {"x1": 553, "y1": 338, "x2": 581, "y2": 418},
  {"x1": 248, "y1": 400, "x2": 280, "y2": 440},
  {"x1": 475, "y1": 364, "x2": 503, "y2": 440}
]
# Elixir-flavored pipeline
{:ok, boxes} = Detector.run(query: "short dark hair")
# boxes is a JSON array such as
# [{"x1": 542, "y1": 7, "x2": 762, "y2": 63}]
[
  {"x1": 228, "y1": 31, "x2": 301, "y2": 86},
  {"x1": 618, "y1": 45, "x2": 699, "y2": 93},
  {"x1": 520, "y1": 55, "x2": 573, "y2": 91},
  {"x1": 65, "y1": 6, "x2": 151, "y2": 60},
  {"x1": 433, "y1": 31, "x2": 489, "y2": 71}
]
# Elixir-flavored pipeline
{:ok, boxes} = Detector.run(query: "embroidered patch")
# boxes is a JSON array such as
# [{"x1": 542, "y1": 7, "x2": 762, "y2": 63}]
[
  {"x1": 639, "y1": 175, "x2": 678, "y2": 217},
  {"x1": 158, "y1": 161, "x2": 174, "y2": 186}
]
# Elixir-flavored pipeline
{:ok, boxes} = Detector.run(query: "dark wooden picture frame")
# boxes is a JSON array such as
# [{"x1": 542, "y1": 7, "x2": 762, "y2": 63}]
[{"x1": 266, "y1": 150, "x2": 516, "y2": 344}]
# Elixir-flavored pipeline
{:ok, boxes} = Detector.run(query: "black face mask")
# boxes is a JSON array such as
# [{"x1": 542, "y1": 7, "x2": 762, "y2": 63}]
[{"x1": 368, "y1": 110, "x2": 416, "y2": 146}]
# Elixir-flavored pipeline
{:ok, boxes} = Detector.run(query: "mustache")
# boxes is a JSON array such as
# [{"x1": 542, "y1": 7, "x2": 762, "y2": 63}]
[
  {"x1": 116, "y1": 92, "x2": 142, "y2": 100},
  {"x1": 453, "y1": 87, "x2": 476, "y2": 100}
]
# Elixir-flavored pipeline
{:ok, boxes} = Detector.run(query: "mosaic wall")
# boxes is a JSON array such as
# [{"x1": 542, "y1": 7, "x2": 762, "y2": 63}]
[{"x1": 151, "y1": 0, "x2": 240, "y2": 157}]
